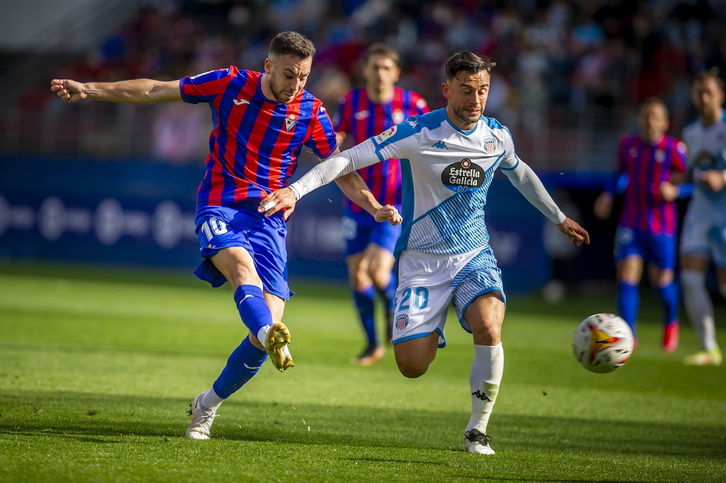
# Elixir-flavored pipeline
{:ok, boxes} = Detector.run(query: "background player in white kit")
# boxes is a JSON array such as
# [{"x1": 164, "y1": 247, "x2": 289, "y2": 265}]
[
  {"x1": 259, "y1": 51, "x2": 589, "y2": 454},
  {"x1": 680, "y1": 69, "x2": 726, "y2": 366}
]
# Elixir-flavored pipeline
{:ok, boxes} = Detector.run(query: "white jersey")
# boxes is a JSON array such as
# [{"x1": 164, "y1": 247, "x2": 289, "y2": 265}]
[
  {"x1": 680, "y1": 110, "x2": 726, "y2": 263},
  {"x1": 366, "y1": 108, "x2": 562, "y2": 256},
  {"x1": 682, "y1": 111, "x2": 726, "y2": 212}
]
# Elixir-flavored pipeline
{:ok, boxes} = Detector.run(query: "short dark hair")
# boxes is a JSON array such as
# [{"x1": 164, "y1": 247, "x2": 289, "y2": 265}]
[
  {"x1": 445, "y1": 51, "x2": 496, "y2": 81},
  {"x1": 694, "y1": 67, "x2": 724, "y2": 90},
  {"x1": 363, "y1": 43, "x2": 400, "y2": 67},
  {"x1": 269, "y1": 31, "x2": 316, "y2": 59}
]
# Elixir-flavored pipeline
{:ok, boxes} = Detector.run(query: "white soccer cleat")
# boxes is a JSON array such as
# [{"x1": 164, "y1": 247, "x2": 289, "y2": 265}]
[
  {"x1": 265, "y1": 322, "x2": 294, "y2": 372},
  {"x1": 185, "y1": 393, "x2": 217, "y2": 440},
  {"x1": 464, "y1": 429, "x2": 495, "y2": 455}
]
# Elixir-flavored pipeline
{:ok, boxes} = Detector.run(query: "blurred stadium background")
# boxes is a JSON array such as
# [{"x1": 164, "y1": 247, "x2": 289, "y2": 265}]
[{"x1": 1, "y1": 0, "x2": 724, "y2": 295}]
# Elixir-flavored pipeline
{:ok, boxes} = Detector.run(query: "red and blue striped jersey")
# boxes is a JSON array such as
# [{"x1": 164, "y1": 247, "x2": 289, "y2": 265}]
[
  {"x1": 335, "y1": 86, "x2": 429, "y2": 213},
  {"x1": 612, "y1": 134, "x2": 687, "y2": 236},
  {"x1": 180, "y1": 66, "x2": 337, "y2": 211}
]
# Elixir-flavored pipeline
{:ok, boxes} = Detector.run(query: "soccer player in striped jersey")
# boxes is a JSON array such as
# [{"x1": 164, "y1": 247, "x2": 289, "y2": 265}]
[
  {"x1": 679, "y1": 69, "x2": 726, "y2": 366},
  {"x1": 593, "y1": 98, "x2": 689, "y2": 352},
  {"x1": 260, "y1": 51, "x2": 589, "y2": 454},
  {"x1": 334, "y1": 43, "x2": 430, "y2": 365},
  {"x1": 51, "y1": 31, "x2": 401, "y2": 439}
]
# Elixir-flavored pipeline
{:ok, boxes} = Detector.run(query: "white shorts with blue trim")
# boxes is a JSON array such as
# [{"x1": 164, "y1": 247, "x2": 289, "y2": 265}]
[
  {"x1": 391, "y1": 246, "x2": 505, "y2": 348},
  {"x1": 680, "y1": 199, "x2": 726, "y2": 267}
]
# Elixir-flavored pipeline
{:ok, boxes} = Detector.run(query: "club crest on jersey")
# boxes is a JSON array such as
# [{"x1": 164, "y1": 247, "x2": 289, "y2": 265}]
[
  {"x1": 441, "y1": 158, "x2": 485, "y2": 193},
  {"x1": 285, "y1": 115, "x2": 297, "y2": 132},
  {"x1": 395, "y1": 315, "x2": 409, "y2": 331},
  {"x1": 392, "y1": 109, "x2": 404, "y2": 124},
  {"x1": 484, "y1": 138, "x2": 496, "y2": 155},
  {"x1": 374, "y1": 126, "x2": 397, "y2": 143}
]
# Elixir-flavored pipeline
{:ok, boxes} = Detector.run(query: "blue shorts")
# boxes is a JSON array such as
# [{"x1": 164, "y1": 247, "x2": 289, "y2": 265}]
[
  {"x1": 614, "y1": 226, "x2": 676, "y2": 270},
  {"x1": 194, "y1": 203, "x2": 292, "y2": 300},
  {"x1": 342, "y1": 210, "x2": 402, "y2": 257}
]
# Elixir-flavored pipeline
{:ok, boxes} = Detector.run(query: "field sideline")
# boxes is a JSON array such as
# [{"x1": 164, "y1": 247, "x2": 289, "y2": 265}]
[{"x1": 0, "y1": 262, "x2": 724, "y2": 482}]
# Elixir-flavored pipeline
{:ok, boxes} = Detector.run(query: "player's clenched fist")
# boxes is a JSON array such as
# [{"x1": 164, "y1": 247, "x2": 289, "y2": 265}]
[
  {"x1": 374, "y1": 205, "x2": 402, "y2": 226},
  {"x1": 50, "y1": 79, "x2": 85, "y2": 103}
]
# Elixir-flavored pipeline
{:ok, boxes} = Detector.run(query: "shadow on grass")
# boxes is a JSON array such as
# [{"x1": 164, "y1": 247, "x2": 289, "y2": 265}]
[{"x1": 0, "y1": 390, "x2": 723, "y2": 461}]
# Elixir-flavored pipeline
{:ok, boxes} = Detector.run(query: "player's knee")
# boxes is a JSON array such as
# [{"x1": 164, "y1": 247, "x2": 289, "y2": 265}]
[
  {"x1": 370, "y1": 272, "x2": 392, "y2": 291},
  {"x1": 394, "y1": 351, "x2": 431, "y2": 378},
  {"x1": 397, "y1": 362, "x2": 428, "y2": 378}
]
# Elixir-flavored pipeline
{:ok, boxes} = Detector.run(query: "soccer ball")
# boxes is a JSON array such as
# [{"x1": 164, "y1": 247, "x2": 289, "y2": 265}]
[{"x1": 572, "y1": 313, "x2": 634, "y2": 373}]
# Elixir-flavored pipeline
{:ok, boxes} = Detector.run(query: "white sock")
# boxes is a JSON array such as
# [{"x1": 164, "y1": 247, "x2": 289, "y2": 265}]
[
  {"x1": 681, "y1": 270, "x2": 718, "y2": 351},
  {"x1": 466, "y1": 343, "x2": 504, "y2": 434},
  {"x1": 200, "y1": 386, "x2": 224, "y2": 411},
  {"x1": 256, "y1": 325, "x2": 271, "y2": 347}
]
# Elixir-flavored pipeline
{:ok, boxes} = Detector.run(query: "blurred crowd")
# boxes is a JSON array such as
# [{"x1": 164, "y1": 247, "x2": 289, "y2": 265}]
[{"x1": 21, "y1": 0, "x2": 726, "y2": 164}]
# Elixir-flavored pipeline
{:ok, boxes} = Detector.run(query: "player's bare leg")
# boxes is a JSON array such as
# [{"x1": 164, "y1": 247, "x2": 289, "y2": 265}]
[{"x1": 393, "y1": 331, "x2": 439, "y2": 378}]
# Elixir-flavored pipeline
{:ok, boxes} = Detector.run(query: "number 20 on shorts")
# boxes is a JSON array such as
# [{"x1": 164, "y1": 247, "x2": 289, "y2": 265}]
[{"x1": 397, "y1": 287, "x2": 429, "y2": 311}]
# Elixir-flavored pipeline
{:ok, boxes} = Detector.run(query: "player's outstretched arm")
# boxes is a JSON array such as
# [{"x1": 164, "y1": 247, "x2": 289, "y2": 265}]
[
  {"x1": 557, "y1": 217, "x2": 590, "y2": 246},
  {"x1": 50, "y1": 78, "x2": 181, "y2": 104},
  {"x1": 334, "y1": 172, "x2": 402, "y2": 225},
  {"x1": 259, "y1": 139, "x2": 385, "y2": 218}
]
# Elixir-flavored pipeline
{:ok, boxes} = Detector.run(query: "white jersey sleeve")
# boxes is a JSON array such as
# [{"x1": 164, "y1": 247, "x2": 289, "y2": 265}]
[
  {"x1": 501, "y1": 157, "x2": 566, "y2": 224},
  {"x1": 288, "y1": 139, "x2": 380, "y2": 200}
]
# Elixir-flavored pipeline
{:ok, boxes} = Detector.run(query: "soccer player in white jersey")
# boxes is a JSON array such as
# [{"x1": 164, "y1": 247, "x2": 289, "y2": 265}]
[
  {"x1": 679, "y1": 69, "x2": 726, "y2": 366},
  {"x1": 259, "y1": 51, "x2": 590, "y2": 454}
]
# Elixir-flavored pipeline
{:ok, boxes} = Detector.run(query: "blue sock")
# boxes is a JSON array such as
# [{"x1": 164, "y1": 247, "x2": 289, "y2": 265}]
[
  {"x1": 353, "y1": 286, "x2": 377, "y2": 347},
  {"x1": 656, "y1": 281, "x2": 679, "y2": 327},
  {"x1": 234, "y1": 285, "x2": 273, "y2": 335},
  {"x1": 212, "y1": 337, "x2": 268, "y2": 399},
  {"x1": 378, "y1": 276, "x2": 397, "y2": 316},
  {"x1": 377, "y1": 277, "x2": 397, "y2": 341},
  {"x1": 617, "y1": 281, "x2": 639, "y2": 334}
]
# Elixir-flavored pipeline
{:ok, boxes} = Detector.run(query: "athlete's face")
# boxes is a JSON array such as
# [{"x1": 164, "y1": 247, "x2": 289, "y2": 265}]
[
  {"x1": 692, "y1": 76, "x2": 725, "y2": 123},
  {"x1": 363, "y1": 54, "x2": 400, "y2": 96},
  {"x1": 264, "y1": 54, "x2": 312, "y2": 104},
  {"x1": 442, "y1": 70, "x2": 490, "y2": 131},
  {"x1": 638, "y1": 102, "x2": 669, "y2": 143}
]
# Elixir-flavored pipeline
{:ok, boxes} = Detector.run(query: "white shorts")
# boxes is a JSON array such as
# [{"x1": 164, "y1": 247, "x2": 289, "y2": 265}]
[
  {"x1": 392, "y1": 247, "x2": 505, "y2": 348},
  {"x1": 680, "y1": 198, "x2": 726, "y2": 267}
]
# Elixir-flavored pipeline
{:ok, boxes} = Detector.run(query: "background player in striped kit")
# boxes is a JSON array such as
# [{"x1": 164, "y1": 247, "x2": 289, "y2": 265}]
[
  {"x1": 679, "y1": 69, "x2": 726, "y2": 366},
  {"x1": 51, "y1": 31, "x2": 402, "y2": 439},
  {"x1": 594, "y1": 97, "x2": 689, "y2": 351},
  {"x1": 259, "y1": 51, "x2": 589, "y2": 454},
  {"x1": 335, "y1": 43, "x2": 430, "y2": 365}
]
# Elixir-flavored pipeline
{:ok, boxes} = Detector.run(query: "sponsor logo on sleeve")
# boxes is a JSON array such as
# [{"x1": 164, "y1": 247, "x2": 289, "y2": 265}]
[{"x1": 374, "y1": 126, "x2": 398, "y2": 144}]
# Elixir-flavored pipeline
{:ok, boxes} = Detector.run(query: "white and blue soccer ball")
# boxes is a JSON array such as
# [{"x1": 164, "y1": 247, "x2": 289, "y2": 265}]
[{"x1": 573, "y1": 313, "x2": 634, "y2": 373}]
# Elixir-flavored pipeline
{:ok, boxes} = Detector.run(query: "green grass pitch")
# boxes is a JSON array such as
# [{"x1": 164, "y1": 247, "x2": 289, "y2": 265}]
[{"x1": 0, "y1": 262, "x2": 724, "y2": 482}]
